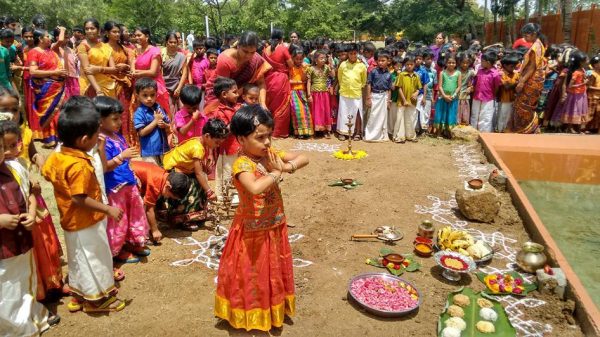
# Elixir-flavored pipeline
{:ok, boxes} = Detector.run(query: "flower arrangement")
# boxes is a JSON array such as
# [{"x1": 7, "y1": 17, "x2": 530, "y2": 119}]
[
  {"x1": 477, "y1": 271, "x2": 537, "y2": 296},
  {"x1": 333, "y1": 149, "x2": 368, "y2": 160}
]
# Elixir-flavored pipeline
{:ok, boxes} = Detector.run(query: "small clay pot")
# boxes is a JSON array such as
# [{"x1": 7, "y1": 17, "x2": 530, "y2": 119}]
[
  {"x1": 342, "y1": 178, "x2": 354, "y2": 185},
  {"x1": 414, "y1": 243, "x2": 433, "y2": 257},
  {"x1": 414, "y1": 236, "x2": 433, "y2": 245},
  {"x1": 468, "y1": 178, "x2": 484, "y2": 190},
  {"x1": 384, "y1": 253, "x2": 405, "y2": 264}
]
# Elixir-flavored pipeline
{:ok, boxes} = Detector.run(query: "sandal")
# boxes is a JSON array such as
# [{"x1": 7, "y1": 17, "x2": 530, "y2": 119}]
[
  {"x1": 48, "y1": 313, "x2": 61, "y2": 326},
  {"x1": 181, "y1": 222, "x2": 199, "y2": 231},
  {"x1": 67, "y1": 298, "x2": 82, "y2": 313},
  {"x1": 336, "y1": 134, "x2": 347, "y2": 141},
  {"x1": 129, "y1": 246, "x2": 151, "y2": 257},
  {"x1": 352, "y1": 135, "x2": 362, "y2": 141},
  {"x1": 113, "y1": 251, "x2": 140, "y2": 264},
  {"x1": 113, "y1": 268, "x2": 125, "y2": 282},
  {"x1": 83, "y1": 296, "x2": 126, "y2": 313}
]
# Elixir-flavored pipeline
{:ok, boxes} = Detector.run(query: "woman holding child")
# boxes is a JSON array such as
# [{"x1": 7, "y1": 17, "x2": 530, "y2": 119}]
[{"x1": 203, "y1": 31, "x2": 271, "y2": 116}]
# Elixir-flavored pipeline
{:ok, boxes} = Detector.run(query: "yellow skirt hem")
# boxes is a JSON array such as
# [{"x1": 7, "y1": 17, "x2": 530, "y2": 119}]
[{"x1": 214, "y1": 294, "x2": 295, "y2": 331}]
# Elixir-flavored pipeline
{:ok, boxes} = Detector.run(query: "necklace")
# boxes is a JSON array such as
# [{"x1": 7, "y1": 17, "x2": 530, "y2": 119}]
[{"x1": 241, "y1": 151, "x2": 268, "y2": 175}]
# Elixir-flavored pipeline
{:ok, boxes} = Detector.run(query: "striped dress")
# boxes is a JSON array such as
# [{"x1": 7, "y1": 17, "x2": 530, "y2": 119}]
[{"x1": 289, "y1": 64, "x2": 313, "y2": 136}]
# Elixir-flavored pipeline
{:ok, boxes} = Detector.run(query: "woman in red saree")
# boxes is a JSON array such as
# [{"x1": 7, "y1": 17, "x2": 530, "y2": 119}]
[
  {"x1": 263, "y1": 29, "x2": 293, "y2": 138},
  {"x1": 506, "y1": 23, "x2": 546, "y2": 134},
  {"x1": 204, "y1": 31, "x2": 271, "y2": 117},
  {"x1": 28, "y1": 29, "x2": 67, "y2": 147}
]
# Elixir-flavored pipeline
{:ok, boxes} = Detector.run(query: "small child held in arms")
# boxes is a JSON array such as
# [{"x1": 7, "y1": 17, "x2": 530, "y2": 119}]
[
  {"x1": 242, "y1": 83, "x2": 260, "y2": 105},
  {"x1": 161, "y1": 119, "x2": 228, "y2": 230},
  {"x1": 130, "y1": 161, "x2": 190, "y2": 243},
  {"x1": 471, "y1": 51, "x2": 501, "y2": 132},
  {"x1": 496, "y1": 53, "x2": 520, "y2": 132},
  {"x1": 95, "y1": 96, "x2": 150, "y2": 262},
  {"x1": 0, "y1": 125, "x2": 53, "y2": 335},
  {"x1": 215, "y1": 105, "x2": 309, "y2": 332},
  {"x1": 133, "y1": 77, "x2": 171, "y2": 166},
  {"x1": 364, "y1": 49, "x2": 392, "y2": 142},
  {"x1": 393, "y1": 54, "x2": 422, "y2": 143},
  {"x1": 42, "y1": 97, "x2": 126, "y2": 313},
  {"x1": 337, "y1": 43, "x2": 367, "y2": 140},
  {"x1": 213, "y1": 77, "x2": 242, "y2": 203},
  {"x1": 175, "y1": 84, "x2": 207, "y2": 143}
]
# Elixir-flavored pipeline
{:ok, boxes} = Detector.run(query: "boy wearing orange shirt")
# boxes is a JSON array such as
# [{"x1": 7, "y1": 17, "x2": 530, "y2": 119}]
[
  {"x1": 496, "y1": 54, "x2": 520, "y2": 132},
  {"x1": 42, "y1": 98, "x2": 125, "y2": 313}
]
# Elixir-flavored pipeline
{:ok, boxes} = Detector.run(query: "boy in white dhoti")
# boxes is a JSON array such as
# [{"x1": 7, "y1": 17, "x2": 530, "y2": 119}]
[
  {"x1": 42, "y1": 97, "x2": 126, "y2": 313},
  {"x1": 337, "y1": 43, "x2": 367, "y2": 140},
  {"x1": 365, "y1": 50, "x2": 393, "y2": 141},
  {"x1": 393, "y1": 55, "x2": 422, "y2": 143}
]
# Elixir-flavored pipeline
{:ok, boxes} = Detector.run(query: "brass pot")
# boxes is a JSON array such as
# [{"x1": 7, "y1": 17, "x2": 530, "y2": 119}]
[{"x1": 516, "y1": 242, "x2": 547, "y2": 273}]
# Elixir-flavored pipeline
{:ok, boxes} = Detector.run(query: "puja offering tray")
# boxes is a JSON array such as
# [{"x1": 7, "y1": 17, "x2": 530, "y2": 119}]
[
  {"x1": 435, "y1": 251, "x2": 476, "y2": 282},
  {"x1": 348, "y1": 272, "x2": 421, "y2": 317}
]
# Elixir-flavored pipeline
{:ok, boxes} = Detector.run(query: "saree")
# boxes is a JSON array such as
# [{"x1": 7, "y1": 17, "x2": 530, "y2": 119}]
[
  {"x1": 28, "y1": 48, "x2": 65, "y2": 144},
  {"x1": 77, "y1": 41, "x2": 117, "y2": 97},
  {"x1": 134, "y1": 46, "x2": 170, "y2": 115},
  {"x1": 162, "y1": 49, "x2": 186, "y2": 113},
  {"x1": 6, "y1": 158, "x2": 63, "y2": 301},
  {"x1": 204, "y1": 52, "x2": 272, "y2": 115},
  {"x1": 215, "y1": 155, "x2": 295, "y2": 331},
  {"x1": 506, "y1": 39, "x2": 545, "y2": 134},
  {"x1": 110, "y1": 46, "x2": 135, "y2": 145},
  {"x1": 22, "y1": 47, "x2": 35, "y2": 128},
  {"x1": 264, "y1": 45, "x2": 292, "y2": 137}
]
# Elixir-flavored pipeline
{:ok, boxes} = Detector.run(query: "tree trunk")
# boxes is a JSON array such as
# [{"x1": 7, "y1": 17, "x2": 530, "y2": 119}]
[
  {"x1": 524, "y1": 0, "x2": 530, "y2": 23},
  {"x1": 493, "y1": 0, "x2": 499, "y2": 41},
  {"x1": 483, "y1": 0, "x2": 488, "y2": 44},
  {"x1": 561, "y1": 0, "x2": 572, "y2": 43},
  {"x1": 511, "y1": 2, "x2": 517, "y2": 44},
  {"x1": 536, "y1": 0, "x2": 543, "y2": 21}
]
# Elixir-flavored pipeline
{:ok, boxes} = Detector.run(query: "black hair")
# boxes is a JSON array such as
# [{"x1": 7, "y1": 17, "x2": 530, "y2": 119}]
[
  {"x1": 289, "y1": 43, "x2": 304, "y2": 57},
  {"x1": 32, "y1": 29, "x2": 47, "y2": 46},
  {"x1": 315, "y1": 37, "x2": 325, "y2": 48},
  {"x1": 442, "y1": 53, "x2": 458, "y2": 68},
  {"x1": 347, "y1": 43, "x2": 358, "y2": 52},
  {"x1": 206, "y1": 48, "x2": 218, "y2": 57},
  {"x1": 422, "y1": 48, "x2": 433, "y2": 59},
  {"x1": 230, "y1": 104, "x2": 274, "y2": 137},
  {"x1": 290, "y1": 31, "x2": 300, "y2": 39},
  {"x1": 413, "y1": 48, "x2": 424, "y2": 57},
  {"x1": 394, "y1": 40, "x2": 406, "y2": 51},
  {"x1": 243, "y1": 83, "x2": 259, "y2": 95},
  {"x1": 313, "y1": 49, "x2": 327, "y2": 61},
  {"x1": 103, "y1": 21, "x2": 122, "y2": 44},
  {"x1": 404, "y1": 53, "x2": 416, "y2": 64},
  {"x1": 501, "y1": 53, "x2": 520, "y2": 66},
  {"x1": 73, "y1": 26, "x2": 84, "y2": 34},
  {"x1": 384, "y1": 36, "x2": 395, "y2": 46},
  {"x1": 93, "y1": 96, "x2": 123, "y2": 118},
  {"x1": 437, "y1": 43, "x2": 454, "y2": 67},
  {"x1": 204, "y1": 37, "x2": 218, "y2": 50},
  {"x1": 481, "y1": 50, "x2": 498, "y2": 64},
  {"x1": 238, "y1": 31, "x2": 259, "y2": 48},
  {"x1": 521, "y1": 23, "x2": 541, "y2": 36},
  {"x1": 3, "y1": 16, "x2": 16, "y2": 26},
  {"x1": 166, "y1": 171, "x2": 191, "y2": 199},
  {"x1": 435, "y1": 32, "x2": 447, "y2": 41},
  {"x1": 392, "y1": 56, "x2": 403, "y2": 66},
  {"x1": 22, "y1": 26, "x2": 33, "y2": 35},
  {"x1": 134, "y1": 26, "x2": 152, "y2": 43},
  {"x1": 377, "y1": 50, "x2": 391, "y2": 61},
  {"x1": 214, "y1": 77, "x2": 237, "y2": 98},
  {"x1": 83, "y1": 18, "x2": 100, "y2": 31},
  {"x1": 456, "y1": 51, "x2": 472, "y2": 66},
  {"x1": 164, "y1": 31, "x2": 178, "y2": 44},
  {"x1": 270, "y1": 28, "x2": 284, "y2": 49},
  {"x1": 544, "y1": 44, "x2": 562, "y2": 60},
  {"x1": 590, "y1": 54, "x2": 600, "y2": 66},
  {"x1": 31, "y1": 14, "x2": 47, "y2": 29},
  {"x1": 0, "y1": 29, "x2": 14, "y2": 39},
  {"x1": 0, "y1": 120, "x2": 20, "y2": 137},
  {"x1": 135, "y1": 77, "x2": 157, "y2": 93},
  {"x1": 566, "y1": 49, "x2": 588, "y2": 85},
  {"x1": 58, "y1": 96, "x2": 100, "y2": 148},
  {"x1": 202, "y1": 118, "x2": 228, "y2": 139},
  {"x1": 363, "y1": 42, "x2": 376, "y2": 54},
  {"x1": 192, "y1": 39, "x2": 204, "y2": 49},
  {"x1": 180, "y1": 85, "x2": 202, "y2": 106}
]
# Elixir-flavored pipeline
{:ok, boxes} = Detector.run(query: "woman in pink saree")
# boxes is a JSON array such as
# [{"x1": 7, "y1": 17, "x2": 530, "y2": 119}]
[
  {"x1": 263, "y1": 29, "x2": 293, "y2": 138},
  {"x1": 204, "y1": 31, "x2": 271, "y2": 116}
]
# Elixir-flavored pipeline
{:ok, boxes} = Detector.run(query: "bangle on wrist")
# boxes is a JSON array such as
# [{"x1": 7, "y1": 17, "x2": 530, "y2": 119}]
[{"x1": 289, "y1": 160, "x2": 297, "y2": 174}]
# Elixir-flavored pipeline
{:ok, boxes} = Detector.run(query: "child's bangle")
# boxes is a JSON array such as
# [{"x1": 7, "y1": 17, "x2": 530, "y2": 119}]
[
  {"x1": 289, "y1": 160, "x2": 297, "y2": 174},
  {"x1": 268, "y1": 173, "x2": 281, "y2": 184}
]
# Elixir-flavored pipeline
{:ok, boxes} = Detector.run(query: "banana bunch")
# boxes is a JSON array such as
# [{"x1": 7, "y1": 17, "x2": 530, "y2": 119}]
[{"x1": 437, "y1": 226, "x2": 475, "y2": 256}]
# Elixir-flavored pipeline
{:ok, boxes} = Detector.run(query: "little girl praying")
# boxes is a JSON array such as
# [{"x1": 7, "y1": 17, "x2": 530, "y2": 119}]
[{"x1": 214, "y1": 105, "x2": 309, "y2": 331}]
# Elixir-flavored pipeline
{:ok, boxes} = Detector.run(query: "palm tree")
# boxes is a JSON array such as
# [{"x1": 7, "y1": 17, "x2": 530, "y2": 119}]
[{"x1": 561, "y1": 0, "x2": 572, "y2": 43}]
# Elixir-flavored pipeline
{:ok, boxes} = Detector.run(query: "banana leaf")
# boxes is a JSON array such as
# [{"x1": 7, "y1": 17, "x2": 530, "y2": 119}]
[
  {"x1": 438, "y1": 287, "x2": 516, "y2": 337},
  {"x1": 476, "y1": 271, "x2": 537, "y2": 296},
  {"x1": 364, "y1": 249, "x2": 421, "y2": 276}
]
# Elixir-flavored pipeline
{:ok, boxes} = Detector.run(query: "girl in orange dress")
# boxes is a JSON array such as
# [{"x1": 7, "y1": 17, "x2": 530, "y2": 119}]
[{"x1": 215, "y1": 105, "x2": 308, "y2": 331}]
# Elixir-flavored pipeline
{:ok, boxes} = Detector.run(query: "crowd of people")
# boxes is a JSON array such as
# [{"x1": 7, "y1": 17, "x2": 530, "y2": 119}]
[{"x1": 1, "y1": 13, "x2": 599, "y2": 335}]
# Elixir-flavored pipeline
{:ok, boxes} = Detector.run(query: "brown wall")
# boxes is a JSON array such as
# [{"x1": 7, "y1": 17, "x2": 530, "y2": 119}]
[{"x1": 484, "y1": 4, "x2": 600, "y2": 53}]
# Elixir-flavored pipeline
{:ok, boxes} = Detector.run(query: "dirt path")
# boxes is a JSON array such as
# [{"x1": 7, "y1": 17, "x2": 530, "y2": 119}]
[{"x1": 39, "y1": 137, "x2": 583, "y2": 337}]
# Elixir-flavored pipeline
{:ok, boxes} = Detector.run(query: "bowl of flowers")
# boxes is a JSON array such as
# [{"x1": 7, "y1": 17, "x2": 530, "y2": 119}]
[
  {"x1": 476, "y1": 271, "x2": 537, "y2": 296},
  {"x1": 348, "y1": 273, "x2": 421, "y2": 317}
]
